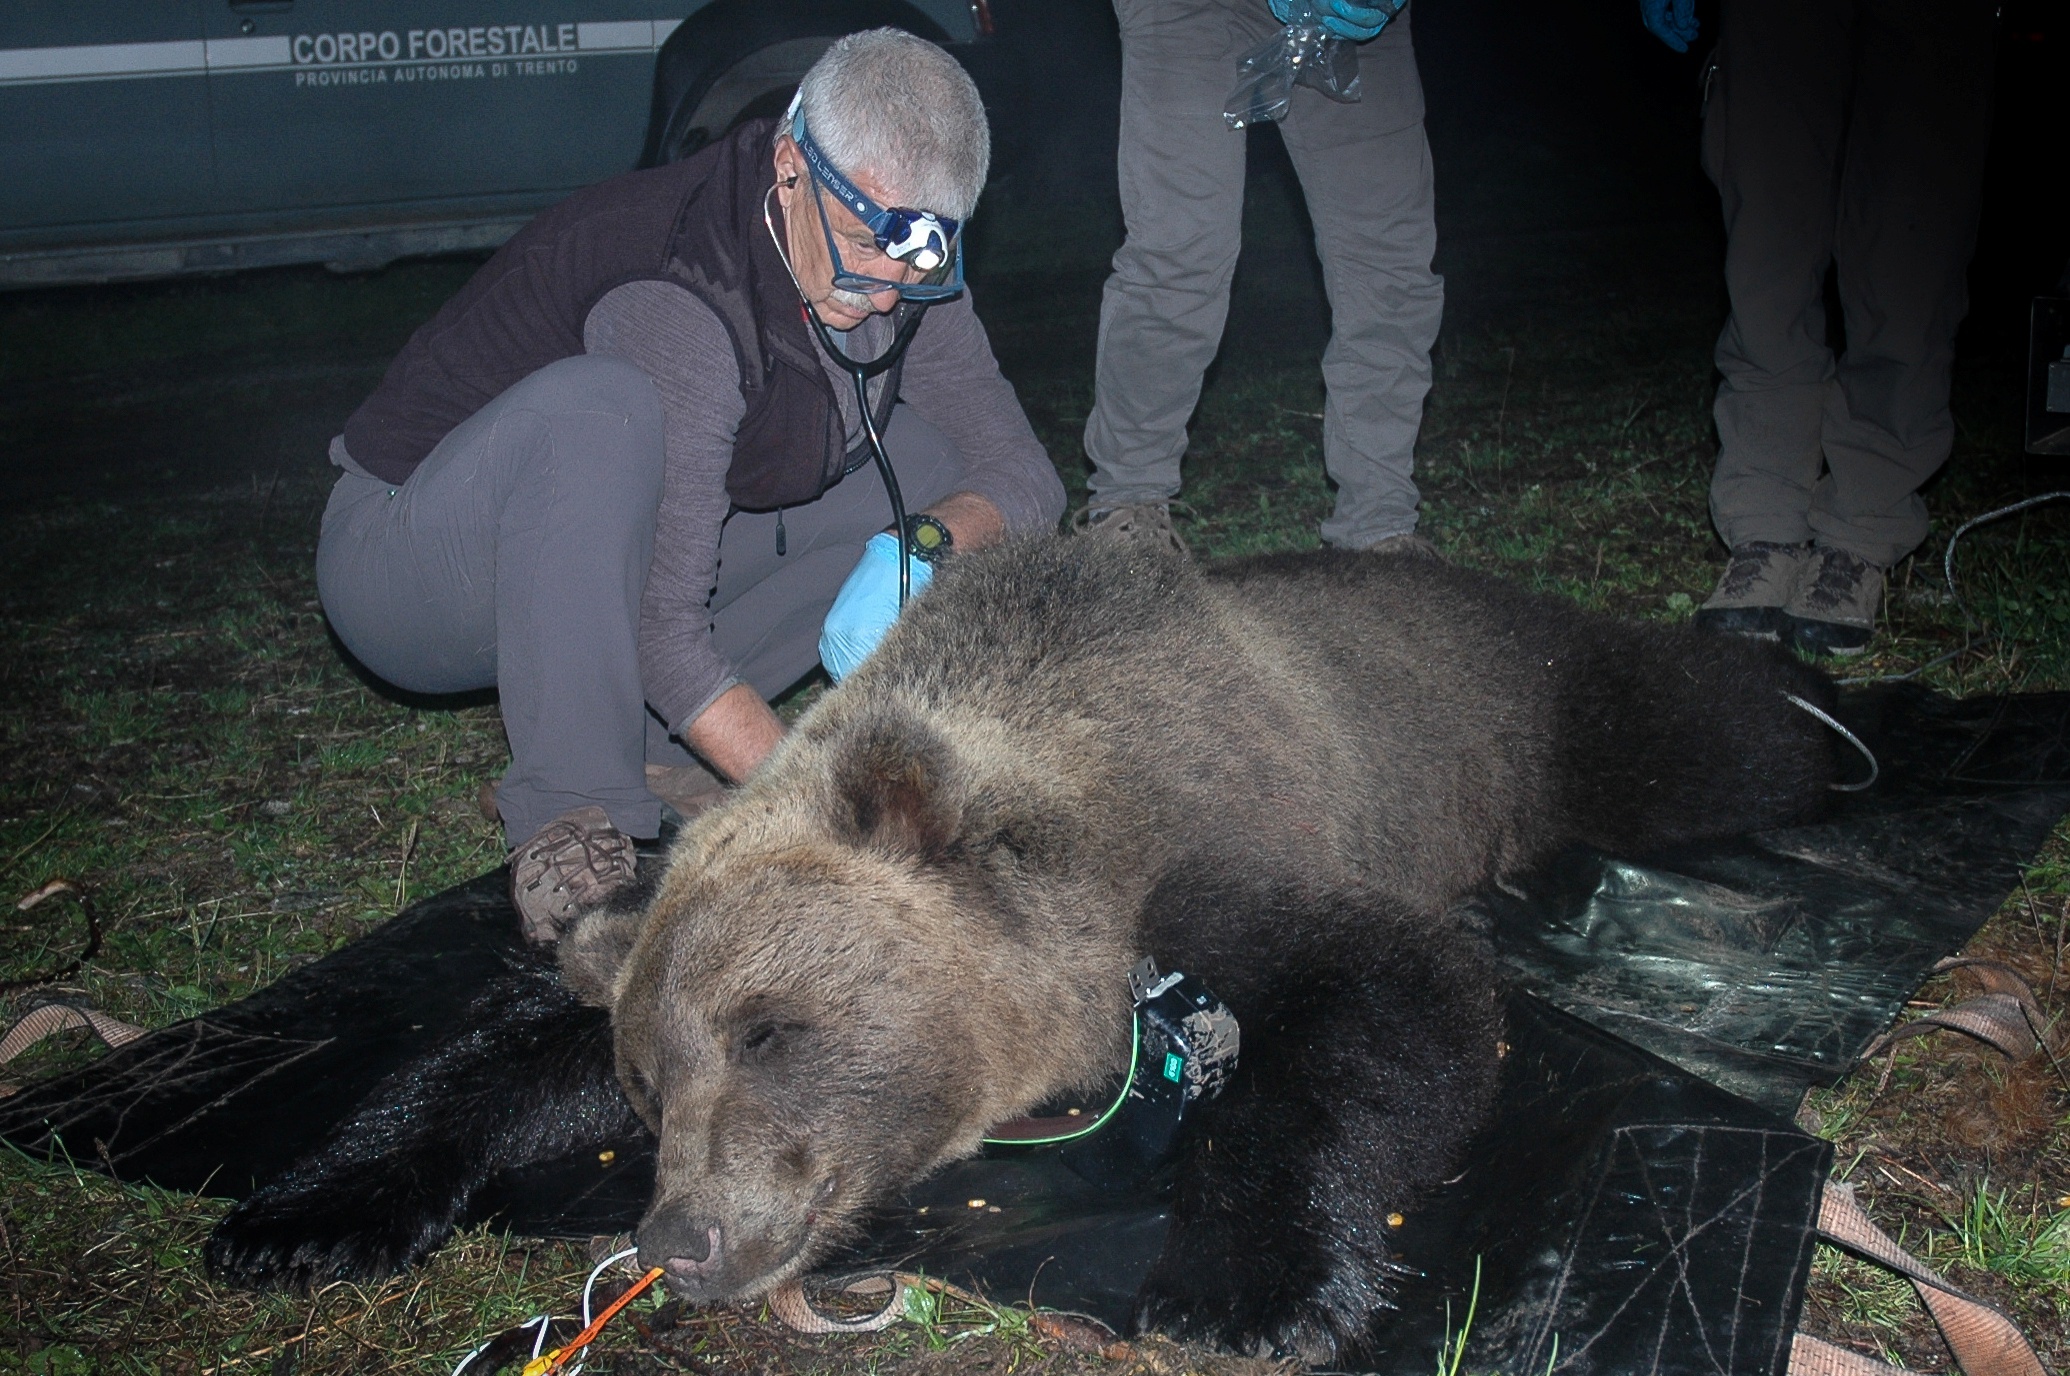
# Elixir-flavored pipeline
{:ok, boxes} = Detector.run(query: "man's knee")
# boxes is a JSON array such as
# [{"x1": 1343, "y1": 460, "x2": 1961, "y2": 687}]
[{"x1": 1110, "y1": 234, "x2": 1241, "y2": 297}]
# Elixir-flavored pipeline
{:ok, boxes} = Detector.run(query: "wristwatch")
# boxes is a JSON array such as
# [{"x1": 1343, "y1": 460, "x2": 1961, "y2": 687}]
[{"x1": 900, "y1": 512, "x2": 954, "y2": 565}]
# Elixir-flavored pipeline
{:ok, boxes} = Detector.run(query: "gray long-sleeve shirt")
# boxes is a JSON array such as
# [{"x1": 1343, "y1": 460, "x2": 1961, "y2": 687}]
[{"x1": 580, "y1": 279, "x2": 1063, "y2": 734}]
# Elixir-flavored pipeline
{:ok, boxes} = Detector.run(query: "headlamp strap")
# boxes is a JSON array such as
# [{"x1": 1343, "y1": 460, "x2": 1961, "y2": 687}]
[{"x1": 788, "y1": 103, "x2": 959, "y2": 261}]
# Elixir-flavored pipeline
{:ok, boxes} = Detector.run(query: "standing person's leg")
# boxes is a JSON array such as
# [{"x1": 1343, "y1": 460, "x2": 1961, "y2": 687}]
[
  {"x1": 1808, "y1": 0, "x2": 1995, "y2": 570},
  {"x1": 1695, "y1": 0, "x2": 1852, "y2": 633},
  {"x1": 1082, "y1": 0, "x2": 1261, "y2": 525},
  {"x1": 315, "y1": 354, "x2": 666, "y2": 846},
  {"x1": 1276, "y1": 7, "x2": 1442, "y2": 550}
]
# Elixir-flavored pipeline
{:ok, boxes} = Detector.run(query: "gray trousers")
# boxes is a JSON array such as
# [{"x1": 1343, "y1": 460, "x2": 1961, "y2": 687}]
[
  {"x1": 1703, "y1": 0, "x2": 1996, "y2": 568},
  {"x1": 1084, "y1": 0, "x2": 1443, "y2": 549},
  {"x1": 316, "y1": 354, "x2": 963, "y2": 843}
]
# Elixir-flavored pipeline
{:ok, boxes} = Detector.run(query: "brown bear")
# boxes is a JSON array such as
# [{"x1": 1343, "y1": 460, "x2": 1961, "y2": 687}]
[{"x1": 558, "y1": 533, "x2": 1837, "y2": 1363}]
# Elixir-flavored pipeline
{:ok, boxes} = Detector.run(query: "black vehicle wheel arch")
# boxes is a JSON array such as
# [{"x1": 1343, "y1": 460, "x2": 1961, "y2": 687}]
[{"x1": 641, "y1": 0, "x2": 957, "y2": 167}]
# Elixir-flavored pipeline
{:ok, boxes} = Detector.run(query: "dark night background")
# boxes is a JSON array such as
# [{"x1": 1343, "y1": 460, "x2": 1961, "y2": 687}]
[
  {"x1": 2, "y1": 0, "x2": 2063, "y2": 507},
  {"x1": 964, "y1": 0, "x2": 2068, "y2": 403}
]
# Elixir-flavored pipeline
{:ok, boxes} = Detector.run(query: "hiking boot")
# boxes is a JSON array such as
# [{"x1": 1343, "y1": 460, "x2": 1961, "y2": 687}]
[
  {"x1": 1693, "y1": 542, "x2": 1812, "y2": 639},
  {"x1": 1070, "y1": 501, "x2": 1188, "y2": 554},
  {"x1": 508, "y1": 805, "x2": 637, "y2": 945},
  {"x1": 1785, "y1": 546, "x2": 1883, "y2": 657}
]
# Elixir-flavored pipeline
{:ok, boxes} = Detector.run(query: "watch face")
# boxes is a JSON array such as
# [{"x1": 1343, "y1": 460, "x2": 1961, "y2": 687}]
[{"x1": 907, "y1": 515, "x2": 953, "y2": 563}]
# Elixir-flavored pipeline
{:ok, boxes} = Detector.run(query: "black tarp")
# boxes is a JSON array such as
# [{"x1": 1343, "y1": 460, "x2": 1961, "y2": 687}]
[{"x1": 4, "y1": 684, "x2": 2067, "y2": 1374}]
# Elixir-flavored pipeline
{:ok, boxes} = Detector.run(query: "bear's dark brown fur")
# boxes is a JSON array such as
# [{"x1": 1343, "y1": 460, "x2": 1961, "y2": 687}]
[{"x1": 559, "y1": 534, "x2": 1836, "y2": 1362}]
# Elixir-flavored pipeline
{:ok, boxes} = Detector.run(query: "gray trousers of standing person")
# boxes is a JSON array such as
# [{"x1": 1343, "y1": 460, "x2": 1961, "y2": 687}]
[
  {"x1": 315, "y1": 353, "x2": 965, "y2": 845},
  {"x1": 1704, "y1": 0, "x2": 1996, "y2": 569},
  {"x1": 1084, "y1": 0, "x2": 1443, "y2": 549}
]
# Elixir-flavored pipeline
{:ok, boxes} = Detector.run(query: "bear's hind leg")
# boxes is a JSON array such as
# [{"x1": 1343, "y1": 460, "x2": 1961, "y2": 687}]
[
  {"x1": 1547, "y1": 619, "x2": 1839, "y2": 852},
  {"x1": 1131, "y1": 877, "x2": 1503, "y2": 1363}
]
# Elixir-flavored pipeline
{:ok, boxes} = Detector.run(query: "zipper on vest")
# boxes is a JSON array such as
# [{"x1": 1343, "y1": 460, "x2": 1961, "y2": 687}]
[{"x1": 776, "y1": 511, "x2": 787, "y2": 557}]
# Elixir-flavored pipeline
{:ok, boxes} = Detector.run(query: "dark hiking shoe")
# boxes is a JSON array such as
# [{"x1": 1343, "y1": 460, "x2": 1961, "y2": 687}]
[
  {"x1": 508, "y1": 805, "x2": 637, "y2": 944},
  {"x1": 1070, "y1": 501, "x2": 1188, "y2": 554},
  {"x1": 1693, "y1": 542, "x2": 1812, "y2": 638},
  {"x1": 1785, "y1": 546, "x2": 1883, "y2": 657}
]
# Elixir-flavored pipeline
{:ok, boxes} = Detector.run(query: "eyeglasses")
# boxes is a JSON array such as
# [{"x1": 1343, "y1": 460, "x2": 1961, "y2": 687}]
[{"x1": 790, "y1": 108, "x2": 966, "y2": 303}]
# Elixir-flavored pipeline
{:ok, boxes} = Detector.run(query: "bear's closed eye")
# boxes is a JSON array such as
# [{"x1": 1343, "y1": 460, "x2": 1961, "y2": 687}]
[{"x1": 738, "y1": 1021, "x2": 807, "y2": 1059}]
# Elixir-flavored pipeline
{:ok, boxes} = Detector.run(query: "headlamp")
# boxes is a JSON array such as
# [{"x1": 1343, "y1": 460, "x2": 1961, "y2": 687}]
[{"x1": 787, "y1": 102, "x2": 965, "y2": 303}]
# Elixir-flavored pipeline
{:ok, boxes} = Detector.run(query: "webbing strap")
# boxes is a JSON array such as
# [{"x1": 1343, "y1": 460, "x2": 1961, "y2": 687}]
[
  {"x1": 0, "y1": 1000, "x2": 144, "y2": 1068},
  {"x1": 767, "y1": 1271, "x2": 988, "y2": 1334},
  {"x1": 1790, "y1": 1333, "x2": 1910, "y2": 1376},
  {"x1": 1787, "y1": 1181, "x2": 2051, "y2": 1376},
  {"x1": 1862, "y1": 956, "x2": 2062, "y2": 1092}
]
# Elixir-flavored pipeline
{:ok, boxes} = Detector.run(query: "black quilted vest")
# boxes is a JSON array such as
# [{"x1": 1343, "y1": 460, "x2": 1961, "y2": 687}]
[{"x1": 339, "y1": 118, "x2": 907, "y2": 511}]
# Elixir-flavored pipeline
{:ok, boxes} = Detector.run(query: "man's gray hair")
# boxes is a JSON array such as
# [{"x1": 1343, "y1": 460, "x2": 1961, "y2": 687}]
[{"x1": 793, "y1": 29, "x2": 989, "y2": 221}]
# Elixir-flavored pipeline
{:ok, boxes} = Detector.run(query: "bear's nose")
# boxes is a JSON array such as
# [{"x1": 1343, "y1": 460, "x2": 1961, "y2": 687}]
[{"x1": 660, "y1": 1223, "x2": 723, "y2": 1280}]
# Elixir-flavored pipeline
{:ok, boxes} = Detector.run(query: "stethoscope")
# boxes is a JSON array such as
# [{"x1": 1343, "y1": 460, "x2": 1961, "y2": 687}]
[{"x1": 765, "y1": 182, "x2": 930, "y2": 608}]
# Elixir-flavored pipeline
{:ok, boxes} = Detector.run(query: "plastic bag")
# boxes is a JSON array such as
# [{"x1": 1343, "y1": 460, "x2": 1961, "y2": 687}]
[{"x1": 1223, "y1": 0, "x2": 1384, "y2": 129}]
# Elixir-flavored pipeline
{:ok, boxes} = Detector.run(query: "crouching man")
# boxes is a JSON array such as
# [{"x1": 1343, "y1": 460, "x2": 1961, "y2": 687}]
[{"x1": 315, "y1": 29, "x2": 1064, "y2": 941}]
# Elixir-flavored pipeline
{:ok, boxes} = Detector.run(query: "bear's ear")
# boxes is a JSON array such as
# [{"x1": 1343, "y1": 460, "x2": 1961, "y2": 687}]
[
  {"x1": 558, "y1": 908, "x2": 645, "y2": 1008},
  {"x1": 828, "y1": 712, "x2": 961, "y2": 863}
]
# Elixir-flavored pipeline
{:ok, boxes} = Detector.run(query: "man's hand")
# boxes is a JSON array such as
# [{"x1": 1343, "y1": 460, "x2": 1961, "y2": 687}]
[
  {"x1": 1269, "y1": 0, "x2": 1398, "y2": 43},
  {"x1": 1639, "y1": 0, "x2": 1698, "y2": 52},
  {"x1": 816, "y1": 490, "x2": 1004, "y2": 683},
  {"x1": 820, "y1": 531, "x2": 934, "y2": 682}
]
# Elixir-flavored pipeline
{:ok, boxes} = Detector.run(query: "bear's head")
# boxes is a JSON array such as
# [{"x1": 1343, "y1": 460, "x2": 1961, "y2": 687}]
[{"x1": 560, "y1": 702, "x2": 1129, "y2": 1302}]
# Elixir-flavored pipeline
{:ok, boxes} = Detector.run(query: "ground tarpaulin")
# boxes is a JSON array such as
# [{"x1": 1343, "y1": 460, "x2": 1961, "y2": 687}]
[{"x1": 4, "y1": 684, "x2": 2066, "y2": 1375}]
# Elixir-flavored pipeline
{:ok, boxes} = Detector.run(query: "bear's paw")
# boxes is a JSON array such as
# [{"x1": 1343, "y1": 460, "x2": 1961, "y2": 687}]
[
  {"x1": 1132, "y1": 1242, "x2": 1379, "y2": 1365},
  {"x1": 206, "y1": 1176, "x2": 462, "y2": 1290}
]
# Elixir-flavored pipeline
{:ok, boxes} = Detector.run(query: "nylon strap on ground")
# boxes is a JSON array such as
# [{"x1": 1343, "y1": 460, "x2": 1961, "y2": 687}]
[
  {"x1": 768, "y1": 1271, "x2": 987, "y2": 1334},
  {"x1": 1862, "y1": 957, "x2": 2060, "y2": 1094},
  {"x1": 0, "y1": 1001, "x2": 144, "y2": 1068},
  {"x1": 1787, "y1": 1180, "x2": 2050, "y2": 1376}
]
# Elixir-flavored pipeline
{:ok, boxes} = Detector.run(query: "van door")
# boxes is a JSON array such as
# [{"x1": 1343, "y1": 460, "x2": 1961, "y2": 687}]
[
  {"x1": 201, "y1": 0, "x2": 674, "y2": 222},
  {"x1": 0, "y1": 0, "x2": 214, "y2": 235}
]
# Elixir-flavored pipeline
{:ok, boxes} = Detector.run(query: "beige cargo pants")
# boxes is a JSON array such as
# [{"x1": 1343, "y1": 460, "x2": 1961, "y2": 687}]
[
  {"x1": 1083, "y1": 0, "x2": 1443, "y2": 549},
  {"x1": 1704, "y1": 0, "x2": 1997, "y2": 568}
]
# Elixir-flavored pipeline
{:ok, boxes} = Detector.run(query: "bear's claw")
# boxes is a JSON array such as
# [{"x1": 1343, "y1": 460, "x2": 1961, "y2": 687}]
[
  {"x1": 206, "y1": 1180, "x2": 460, "y2": 1289},
  {"x1": 1133, "y1": 1277, "x2": 1354, "y2": 1366}
]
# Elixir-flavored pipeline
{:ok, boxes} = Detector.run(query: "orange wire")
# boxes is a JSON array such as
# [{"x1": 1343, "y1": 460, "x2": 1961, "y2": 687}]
[{"x1": 521, "y1": 1266, "x2": 666, "y2": 1376}]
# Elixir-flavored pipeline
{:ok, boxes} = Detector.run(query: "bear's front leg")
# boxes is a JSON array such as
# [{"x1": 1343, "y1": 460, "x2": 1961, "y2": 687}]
[
  {"x1": 207, "y1": 967, "x2": 638, "y2": 1288},
  {"x1": 1131, "y1": 882, "x2": 1503, "y2": 1364}
]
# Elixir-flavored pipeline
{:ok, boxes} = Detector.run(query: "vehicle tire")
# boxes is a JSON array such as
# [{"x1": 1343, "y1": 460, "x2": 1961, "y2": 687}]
[{"x1": 642, "y1": 0, "x2": 954, "y2": 166}]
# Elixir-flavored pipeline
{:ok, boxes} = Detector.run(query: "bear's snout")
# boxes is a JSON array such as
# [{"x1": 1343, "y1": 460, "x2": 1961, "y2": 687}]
[
  {"x1": 638, "y1": 1214, "x2": 724, "y2": 1288},
  {"x1": 636, "y1": 1179, "x2": 824, "y2": 1301},
  {"x1": 663, "y1": 1225, "x2": 723, "y2": 1281}
]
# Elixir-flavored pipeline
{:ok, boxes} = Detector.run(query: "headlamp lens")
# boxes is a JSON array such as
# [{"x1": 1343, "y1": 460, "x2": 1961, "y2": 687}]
[{"x1": 877, "y1": 210, "x2": 949, "y2": 270}]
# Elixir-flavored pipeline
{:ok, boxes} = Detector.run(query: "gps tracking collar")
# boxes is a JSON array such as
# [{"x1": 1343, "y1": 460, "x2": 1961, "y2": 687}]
[
  {"x1": 980, "y1": 958, "x2": 1239, "y2": 1189},
  {"x1": 787, "y1": 97, "x2": 965, "y2": 302}
]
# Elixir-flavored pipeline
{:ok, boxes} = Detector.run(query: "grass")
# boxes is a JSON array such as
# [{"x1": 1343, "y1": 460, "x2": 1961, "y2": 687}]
[
  {"x1": 3, "y1": 161, "x2": 2068, "y2": 1375},
  {"x1": 1937, "y1": 1180, "x2": 2070, "y2": 1286}
]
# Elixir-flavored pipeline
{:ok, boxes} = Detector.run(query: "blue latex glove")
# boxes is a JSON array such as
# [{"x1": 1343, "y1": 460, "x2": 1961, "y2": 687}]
[
  {"x1": 1269, "y1": 0, "x2": 1397, "y2": 42},
  {"x1": 1639, "y1": 0, "x2": 1699, "y2": 52},
  {"x1": 819, "y1": 531, "x2": 934, "y2": 683}
]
